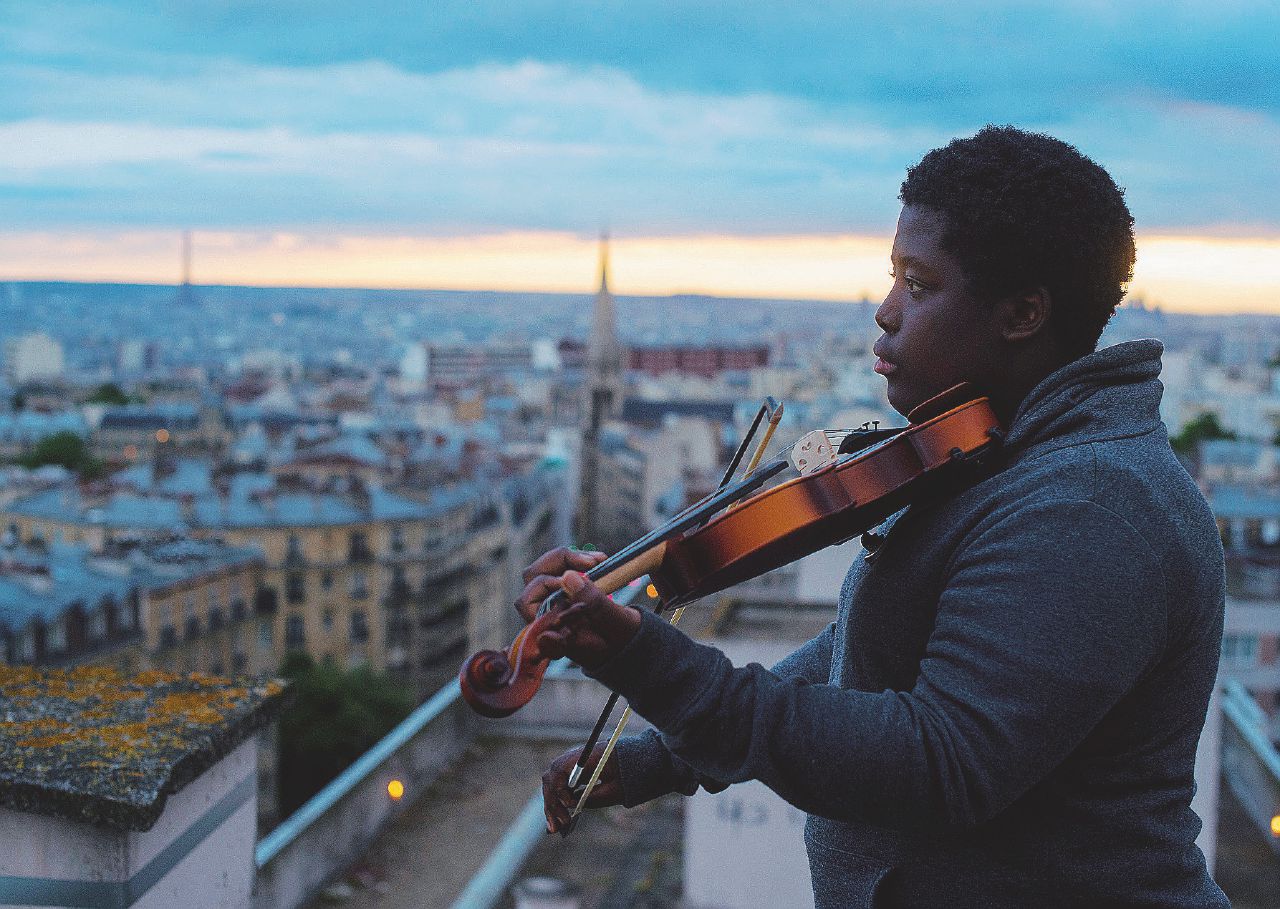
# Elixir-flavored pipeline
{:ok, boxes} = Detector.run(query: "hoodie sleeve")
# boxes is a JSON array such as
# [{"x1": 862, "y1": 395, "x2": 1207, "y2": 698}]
[
  {"x1": 589, "y1": 500, "x2": 1166, "y2": 829},
  {"x1": 612, "y1": 621, "x2": 837, "y2": 807}
]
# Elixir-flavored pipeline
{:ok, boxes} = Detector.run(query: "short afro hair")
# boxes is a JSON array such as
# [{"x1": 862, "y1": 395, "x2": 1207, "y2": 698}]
[{"x1": 899, "y1": 125, "x2": 1135, "y2": 358}]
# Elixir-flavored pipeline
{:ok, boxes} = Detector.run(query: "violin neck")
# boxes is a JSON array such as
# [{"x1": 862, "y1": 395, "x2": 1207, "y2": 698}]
[{"x1": 591, "y1": 542, "x2": 667, "y2": 595}]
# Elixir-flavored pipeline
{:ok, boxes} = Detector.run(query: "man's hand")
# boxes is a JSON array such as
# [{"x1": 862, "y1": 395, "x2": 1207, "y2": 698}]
[
  {"x1": 514, "y1": 547, "x2": 608, "y2": 622},
  {"x1": 514, "y1": 547, "x2": 642, "y2": 668},
  {"x1": 542, "y1": 743, "x2": 623, "y2": 835}
]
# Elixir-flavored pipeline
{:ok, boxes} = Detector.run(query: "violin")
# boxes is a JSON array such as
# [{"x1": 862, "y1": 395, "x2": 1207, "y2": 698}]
[{"x1": 460, "y1": 383, "x2": 1002, "y2": 720}]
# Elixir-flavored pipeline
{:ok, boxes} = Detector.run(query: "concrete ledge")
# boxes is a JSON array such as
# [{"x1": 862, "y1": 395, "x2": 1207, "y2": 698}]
[{"x1": 0, "y1": 664, "x2": 286, "y2": 831}]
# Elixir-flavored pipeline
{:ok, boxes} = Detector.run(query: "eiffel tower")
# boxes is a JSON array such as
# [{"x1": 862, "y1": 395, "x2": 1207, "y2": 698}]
[{"x1": 575, "y1": 233, "x2": 624, "y2": 549}]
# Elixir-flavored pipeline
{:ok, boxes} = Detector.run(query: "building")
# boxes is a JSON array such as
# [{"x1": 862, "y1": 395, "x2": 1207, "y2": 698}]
[
  {"x1": 0, "y1": 464, "x2": 508, "y2": 698},
  {"x1": 4, "y1": 332, "x2": 65, "y2": 385},
  {"x1": 576, "y1": 234, "x2": 625, "y2": 549},
  {"x1": 92, "y1": 401, "x2": 230, "y2": 460},
  {"x1": 629, "y1": 343, "x2": 770, "y2": 378},
  {"x1": 0, "y1": 536, "x2": 266, "y2": 677}
]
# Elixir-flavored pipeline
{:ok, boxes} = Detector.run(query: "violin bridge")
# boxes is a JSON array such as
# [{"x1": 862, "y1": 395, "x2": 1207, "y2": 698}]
[{"x1": 789, "y1": 430, "x2": 840, "y2": 476}]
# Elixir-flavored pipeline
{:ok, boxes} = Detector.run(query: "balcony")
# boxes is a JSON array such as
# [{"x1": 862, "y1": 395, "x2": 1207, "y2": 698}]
[{"x1": 184, "y1": 617, "x2": 202, "y2": 640}]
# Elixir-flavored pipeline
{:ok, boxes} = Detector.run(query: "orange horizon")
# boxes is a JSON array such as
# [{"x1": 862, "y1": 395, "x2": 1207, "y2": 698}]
[{"x1": 2, "y1": 229, "x2": 1278, "y2": 316}]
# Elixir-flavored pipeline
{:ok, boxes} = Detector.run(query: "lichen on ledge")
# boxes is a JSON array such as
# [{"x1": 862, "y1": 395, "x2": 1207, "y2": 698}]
[{"x1": 0, "y1": 664, "x2": 287, "y2": 831}]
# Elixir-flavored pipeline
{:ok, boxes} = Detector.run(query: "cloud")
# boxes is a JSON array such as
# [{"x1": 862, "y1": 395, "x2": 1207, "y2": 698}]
[
  {"x1": 0, "y1": 2, "x2": 1277, "y2": 234},
  {"x1": 0, "y1": 60, "x2": 950, "y2": 232}
]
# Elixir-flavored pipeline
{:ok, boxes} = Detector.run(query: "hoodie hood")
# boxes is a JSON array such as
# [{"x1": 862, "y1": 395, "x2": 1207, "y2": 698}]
[{"x1": 1002, "y1": 338, "x2": 1165, "y2": 459}]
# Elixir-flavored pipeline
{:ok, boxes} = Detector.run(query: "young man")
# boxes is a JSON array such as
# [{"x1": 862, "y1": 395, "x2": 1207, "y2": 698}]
[{"x1": 520, "y1": 126, "x2": 1228, "y2": 907}]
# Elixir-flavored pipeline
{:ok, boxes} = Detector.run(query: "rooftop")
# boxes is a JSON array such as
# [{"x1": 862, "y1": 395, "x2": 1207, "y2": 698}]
[
  {"x1": 0, "y1": 539, "x2": 263, "y2": 627},
  {"x1": 5, "y1": 460, "x2": 458, "y2": 529}
]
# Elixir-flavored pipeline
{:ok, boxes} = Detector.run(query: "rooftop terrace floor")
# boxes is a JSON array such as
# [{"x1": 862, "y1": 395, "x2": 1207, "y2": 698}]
[{"x1": 306, "y1": 734, "x2": 682, "y2": 909}]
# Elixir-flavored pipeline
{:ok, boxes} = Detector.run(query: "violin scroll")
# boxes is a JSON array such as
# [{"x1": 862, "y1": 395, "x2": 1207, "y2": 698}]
[{"x1": 459, "y1": 617, "x2": 556, "y2": 718}]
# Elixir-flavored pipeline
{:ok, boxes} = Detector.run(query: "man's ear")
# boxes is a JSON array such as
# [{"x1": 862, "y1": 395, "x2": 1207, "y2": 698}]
[{"x1": 998, "y1": 287, "x2": 1051, "y2": 343}]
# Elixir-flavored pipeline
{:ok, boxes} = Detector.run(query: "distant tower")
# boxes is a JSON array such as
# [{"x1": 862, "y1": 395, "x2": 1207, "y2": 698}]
[
  {"x1": 175, "y1": 231, "x2": 200, "y2": 307},
  {"x1": 575, "y1": 233, "x2": 624, "y2": 548}
]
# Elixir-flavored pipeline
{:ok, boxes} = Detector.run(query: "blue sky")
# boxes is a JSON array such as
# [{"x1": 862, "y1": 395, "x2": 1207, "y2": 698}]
[{"x1": 1, "y1": 0, "x2": 1277, "y2": 239}]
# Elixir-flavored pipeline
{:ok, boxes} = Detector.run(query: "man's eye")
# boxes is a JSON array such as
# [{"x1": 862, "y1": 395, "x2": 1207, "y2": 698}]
[{"x1": 890, "y1": 270, "x2": 926, "y2": 295}]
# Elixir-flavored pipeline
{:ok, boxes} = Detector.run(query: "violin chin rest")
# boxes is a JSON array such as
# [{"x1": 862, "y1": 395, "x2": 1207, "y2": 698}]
[{"x1": 907, "y1": 382, "x2": 983, "y2": 424}]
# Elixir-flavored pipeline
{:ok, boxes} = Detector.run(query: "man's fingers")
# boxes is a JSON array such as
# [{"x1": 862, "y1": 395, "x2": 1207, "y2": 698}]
[
  {"x1": 583, "y1": 777, "x2": 622, "y2": 808},
  {"x1": 561, "y1": 571, "x2": 609, "y2": 609},
  {"x1": 515, "y1": 574, "x2": 563, "y2": 621},
  {"x1": 542, "y1": 750, "x2": 583, "y2": 834},
  {"x1": 522, "y1": 547, "x2": 608, "y2": 584},
  {"x1": 537, "y1": 628, "x2": 570, "y2": 660}
]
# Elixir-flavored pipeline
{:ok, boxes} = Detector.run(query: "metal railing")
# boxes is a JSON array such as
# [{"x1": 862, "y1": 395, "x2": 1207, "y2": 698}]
[
  {"x1": 253, "y1": 578, "x2": 650, "y2": 909},
  {"x1": 1220, "y1": 679, "x2": 1280, "y2": 854}
]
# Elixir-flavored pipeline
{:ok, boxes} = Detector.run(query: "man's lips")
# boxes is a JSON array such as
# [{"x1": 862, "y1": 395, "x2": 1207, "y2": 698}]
[{"x1": 872, "y1": 343, "x2": 897, "y2": 376}]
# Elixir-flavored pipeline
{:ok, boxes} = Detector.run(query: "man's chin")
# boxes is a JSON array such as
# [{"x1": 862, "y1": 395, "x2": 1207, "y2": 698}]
[{"x1": 884, "y1": 380, "x2": 917, "y2": 420}]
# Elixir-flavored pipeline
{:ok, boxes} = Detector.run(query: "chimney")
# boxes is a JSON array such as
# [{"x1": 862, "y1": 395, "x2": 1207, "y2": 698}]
[{"x1": 0, "y1": 666, "x2": 286, "y2": 909}]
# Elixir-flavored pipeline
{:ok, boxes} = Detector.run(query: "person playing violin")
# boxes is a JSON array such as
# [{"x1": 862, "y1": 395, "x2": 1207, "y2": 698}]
[{"x1": 522, "y1": 125, "x2": 1228, "y2": 908}]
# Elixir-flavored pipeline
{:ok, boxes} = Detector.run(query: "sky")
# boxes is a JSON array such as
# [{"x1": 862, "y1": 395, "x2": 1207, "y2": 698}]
[{"x1": 1, "y1": 1, "x2": 1278, "y2": 312}]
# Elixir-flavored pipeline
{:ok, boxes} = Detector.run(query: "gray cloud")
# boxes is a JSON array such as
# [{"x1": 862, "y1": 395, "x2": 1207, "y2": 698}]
[{"x1": 0, "y1": 1, "x2": 1275, "y2": 233}]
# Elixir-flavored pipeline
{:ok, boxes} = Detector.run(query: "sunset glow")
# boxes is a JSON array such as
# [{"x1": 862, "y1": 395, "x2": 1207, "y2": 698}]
[{"x1": 3, "y1": 230, "x2": 1277, "y2": 315}]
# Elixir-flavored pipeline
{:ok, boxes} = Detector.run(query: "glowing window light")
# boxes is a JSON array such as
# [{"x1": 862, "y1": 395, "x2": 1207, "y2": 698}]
[
  {"x1": 155, "y1": 428, "x2": 170, "y2": 443},
  {"x1": 387, "y1": 779, "x2": 404, "y2": 800},
  {"x1": 1271, "y1": 814, "x2": 1280, "y2": 837},
  {"x1": 646, "y1": 583, "x2": 659, "y2": 599}
]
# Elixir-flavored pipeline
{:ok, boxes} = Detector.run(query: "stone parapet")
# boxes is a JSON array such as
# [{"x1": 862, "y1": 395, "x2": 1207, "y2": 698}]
[{"x1": 0, "y1": 664, "x2": 285, "y2": 908}]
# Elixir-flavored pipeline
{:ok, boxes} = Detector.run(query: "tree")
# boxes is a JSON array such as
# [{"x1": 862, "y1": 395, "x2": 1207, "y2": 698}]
[
  {"x1": 19, "y1": 430, "x2": 104, "y2": 479},
  {"x1": 86, "y1": 382, "x2": 130, "y2": 405},
  {"x1": 275, "y1": 653, "x2": 415, "y2": 816},
  {"x1": 1169, "y1": 413, "x2": 1236, "y2": 456}
]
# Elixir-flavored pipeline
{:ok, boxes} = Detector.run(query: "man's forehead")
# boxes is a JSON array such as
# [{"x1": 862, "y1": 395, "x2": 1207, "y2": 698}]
[{"x1": 892, "y1": 205, "x2": 947, "y2": 258}]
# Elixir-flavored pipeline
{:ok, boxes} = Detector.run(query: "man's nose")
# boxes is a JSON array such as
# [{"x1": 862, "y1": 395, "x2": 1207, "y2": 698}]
[{"x1": 874, "y1": 295, "x2": 900, "y2": 334}]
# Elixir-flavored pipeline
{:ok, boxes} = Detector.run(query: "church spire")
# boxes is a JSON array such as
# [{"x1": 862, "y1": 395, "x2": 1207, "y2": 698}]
[
  {"x1": 576, "y1": 229, "x2": 625, "y2": 549},
  {"x1": 589, "y1": 232, "x2": 621, "y2": 371}
]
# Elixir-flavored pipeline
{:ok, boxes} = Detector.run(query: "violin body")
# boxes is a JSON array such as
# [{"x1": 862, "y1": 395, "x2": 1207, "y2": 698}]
[{"x1": 460, "y1": 387, "x2": 1001, "y2": 718}]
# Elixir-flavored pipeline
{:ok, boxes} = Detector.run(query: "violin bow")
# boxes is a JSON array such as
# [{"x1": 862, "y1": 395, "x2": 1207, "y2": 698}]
[{"x1": 564, "y1": 398, "x2": 784, "y2": 833}]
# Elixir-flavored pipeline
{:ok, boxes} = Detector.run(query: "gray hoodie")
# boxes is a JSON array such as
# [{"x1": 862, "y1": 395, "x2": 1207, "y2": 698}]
[{"x1": 591, "y1": 340, "x2": 1228, "y2": 908}]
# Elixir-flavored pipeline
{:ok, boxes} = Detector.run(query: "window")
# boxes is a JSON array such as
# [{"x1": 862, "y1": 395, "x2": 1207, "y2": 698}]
[
  {"x1": 20, "y1": 631, "x2": 35, "y2": 662},
  {"x1": 286, "y1": 534, "x2": 305, "y2": 561},
  {"x1": 1222, "y1": 634, "x2": 1258, "y2": 667},
  {"x1": 390, "y1": 565, "x2": 408, "y2": 599},
  {"x1": 350, "y1": 570, "x2": 368, "y2": 600},
  {"x1": 350, "y1": 610, "x2": 369, "y2": 643},
  {"x1": 323, "y1": 609, "x2": 334, "y2": 632},
  {"x1": 286, "y1": 571, "x2": 306, "y2": 604},
  {"x1": 88, "y1": 610, "x2": 106, "y2": 642},
  {"x1": 349, "y1": 531, "x2": 372, "y2": 563},
  {"x1": 390, "y1": 526, "x2": 405, "y2": 553},
  {"x1": 321, "y1": 570, "x2": 334, "y2": 591},
  {"x1": 285, "y1": 615, "x2": 306, "y2": 649},
  {"x1": 257, "y1": 620, "x2": 274, "y2": 650}
]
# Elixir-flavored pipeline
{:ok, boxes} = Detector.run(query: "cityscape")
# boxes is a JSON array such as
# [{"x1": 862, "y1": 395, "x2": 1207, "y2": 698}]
[
  {"x1": 0, "y1": 244, "x2": 1278, "y2": 905},
  {"x1": 2, "y1": 1, "x2": 1279, "y2": 907}
]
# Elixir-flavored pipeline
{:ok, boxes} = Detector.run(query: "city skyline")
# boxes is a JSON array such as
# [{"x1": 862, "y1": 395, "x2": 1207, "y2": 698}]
[{"x1": 4, "y1": 229, "x2": 1280, "y2": 316}]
